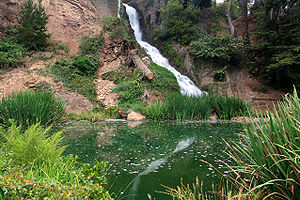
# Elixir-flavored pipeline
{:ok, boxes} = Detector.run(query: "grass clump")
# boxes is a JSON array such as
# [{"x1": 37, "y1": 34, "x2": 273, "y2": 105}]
[
  {"x1": 0, "y1": 122, "x2": 113, "y2": 199},
  {"x1": 0, "y1": 90, "x2": 65, "y2": 128},
  {"x1": 146, "y1": 93, "x2": 211, "y2": 120},
  {"x1": 212, "y1": 95, "x2": 251, "y2": 119},
  {"x1": 146, "y1": 93, "x2": 250, "y2": 120},
  {"x1": 224, "y1": 88, "x2": 300, "y2": 199}
]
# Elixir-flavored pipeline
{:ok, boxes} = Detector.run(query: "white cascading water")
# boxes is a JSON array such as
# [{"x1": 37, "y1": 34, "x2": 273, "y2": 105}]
[{"x1": 124, "y1": 4, "x2": 204, "y2": 96}]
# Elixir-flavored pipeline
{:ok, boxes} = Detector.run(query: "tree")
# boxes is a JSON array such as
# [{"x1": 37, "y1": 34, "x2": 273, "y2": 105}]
[
  {"x1": 17, "y1": 0, "x2": 50, "y2": 50},
  {"x1": 227, "y1": 0, "x2": 235, "y2": 37},
  {"x1": 251, "y1": 0, "x2": 300, "y2": 89},
  {"x1": 241, "y1": 0, "x2": 249, "y2": 42}
]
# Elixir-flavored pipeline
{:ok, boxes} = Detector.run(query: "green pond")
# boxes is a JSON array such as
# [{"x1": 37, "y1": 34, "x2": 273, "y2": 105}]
[{"x1": 58, "y1": 120, "x2": 244, "y2": 200}]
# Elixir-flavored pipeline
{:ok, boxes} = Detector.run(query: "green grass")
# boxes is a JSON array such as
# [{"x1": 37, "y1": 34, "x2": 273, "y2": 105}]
[
  {"x1": 0, "y1": 90, "x2": 65, "y2": 128},
  {"x1": 79, "y1": 33, "x2": 104, "y2": 56}
]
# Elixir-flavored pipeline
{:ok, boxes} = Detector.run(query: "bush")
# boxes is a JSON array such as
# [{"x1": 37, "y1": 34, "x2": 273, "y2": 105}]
[
  {"x1": 102, "y1": 17, "x2": 131, "y2": 40},
  {"x1": 50, "y1": 55, "x2": 99, "y2": 101},
  {"x1": 146, "y1": 93, "x2": 211, "y2": 120},
  {"x1": 17, "y1": 0, "x2": 50, "y2": 50},
  {"x1": 79, "y1": 33, "x2": 104, "y2": 56},
  {"x1": 212, "y1": 95, "x2": 250, "y2": 119},
  {"x1": 0, "y1": 90, "x2": 65, "y2": 128},
  {"x1": 0, "y1": 122, "x2": 113, "y2": 199},
  {"x1": 190, "y1": 36, "x2": 244, "y2": 67},
  {"x1": 0, "y1": 40, "x2": 28, "y2": 68}
]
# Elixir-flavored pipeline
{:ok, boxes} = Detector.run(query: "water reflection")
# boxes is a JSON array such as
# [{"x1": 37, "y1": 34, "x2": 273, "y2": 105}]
[{"x1": 60, "y1": 121, "x2": 244, "y2": 200}]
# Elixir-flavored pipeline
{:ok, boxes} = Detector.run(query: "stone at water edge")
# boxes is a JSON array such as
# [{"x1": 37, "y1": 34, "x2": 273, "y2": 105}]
[
  {"x1": 127, "y1": 111, "x2": 147, "y2": 121},
  {"x1": 231, "y1": 116, "x2": 252, "y2": 123}
]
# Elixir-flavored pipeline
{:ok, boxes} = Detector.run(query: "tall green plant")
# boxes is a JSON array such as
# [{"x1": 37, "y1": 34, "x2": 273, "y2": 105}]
[
  {"x1": 0, "y1": 91, "x2": 65, "y2": 128},
  {"x1": 212, "y1": 95, "x2": 250, "y2": 119},
  {"x1": 224, "y1": 88, "x2": 300, "y2": 199},
  {"x1": 17, "y1": 0, "x2": 50, "y2": 50}
]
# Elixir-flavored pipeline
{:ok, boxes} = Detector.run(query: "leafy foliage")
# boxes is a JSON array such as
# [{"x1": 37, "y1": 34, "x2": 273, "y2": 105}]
[
  {"x1": 0, "y1": 40, "x2": 28, "y2": 68},
  {"x1": 250, "y1": 0, "x2": 300, "y2": 89},
  {"x1": 79, "y1": 33, "x2": 105, "y2": 56},
  {"x1": 0, "y1": 91, "x2": 65, "y2": 128},
  {"x1": 17, "y1": 0, "x2": 50, "y2": 50},
  {"x1": 104, "y1": 62, "x2": 179, "y2": 104},
  {"x1": 155, "y1": 0, "x2": 200, "y2": 45},
  {"x1": 0, "y1": 122, "x2": 113, "y2": 199},
  {"x1": 190, "y1": 36, "x2": 244, "y2": 66},
  {"x1": 102, "y1": 17, "x2": 132, "y2": 40},
  {"x1": 50, "y1": 55, "x2": 100, "y2": 101}
]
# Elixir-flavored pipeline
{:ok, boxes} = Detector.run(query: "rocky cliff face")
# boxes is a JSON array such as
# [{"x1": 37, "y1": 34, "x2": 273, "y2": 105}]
[
  {"x1": 91, "y1": 0, "x2": 118, "y2": 17},
  {"x1": 123, "y1": 0, "x2": 165, "y2": 45},
  {"x1": 0, "y1": 0, "x2": 105, "y2": 54}
]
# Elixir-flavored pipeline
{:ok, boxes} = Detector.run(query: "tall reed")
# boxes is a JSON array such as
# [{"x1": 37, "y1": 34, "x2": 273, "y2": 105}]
[
  {"x1": 212, "y1": 95, "x2": 250, "y2": 119},
  {"x1": 0, "y1": 90, "x2": 65, "y2": 128},
  {"x1": 224, "y1": 88, "x2": 300, "y2": 199},
  {"x1": 146, "y1": 93, "x2": 211, "y2": 120}
]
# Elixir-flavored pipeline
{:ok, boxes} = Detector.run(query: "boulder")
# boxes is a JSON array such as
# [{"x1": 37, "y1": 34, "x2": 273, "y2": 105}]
[{"x1": 127, "y1": 111, "x2": 146, "y2": 121}]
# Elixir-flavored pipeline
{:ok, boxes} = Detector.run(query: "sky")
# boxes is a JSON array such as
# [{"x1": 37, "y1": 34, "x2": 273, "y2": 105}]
[{"x1": 216, "y1": 0, "x2": 225, "y2": 3}]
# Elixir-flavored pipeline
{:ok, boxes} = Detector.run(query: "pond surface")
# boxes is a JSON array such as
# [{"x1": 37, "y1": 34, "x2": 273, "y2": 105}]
[{"x1": 58, "y1": 120, "x2": 244, "y2": 200}]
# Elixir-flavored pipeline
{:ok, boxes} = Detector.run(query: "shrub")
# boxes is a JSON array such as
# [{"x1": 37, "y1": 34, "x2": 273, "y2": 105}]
[
  {"x1": 0, "y1": 122, "x2": 113, "y2": 199},
  {"x1": 17, "y1": 0, "x2": 50, "y2": 50},
  {"x1": 0, "y1": 40, "x2": 28, "y2": 68},
  {"x1": 212, "y1": 95, "x2": 250, "y2": 119},
  {"x1": 50, "y1": 56, "x2": 99, "y2": 101},
  {"x1": 102, "y1": 17, "x2": 131, "y2": 40},
  {"x1": 190, "y1": 36, "x2": 244, "y2": 67},
  {"x1": 79, "y1": 33, "x2": 104, "y2": 56},
  {"x1": 0, "y1": 90, "x2": 65, "y2": 128}
]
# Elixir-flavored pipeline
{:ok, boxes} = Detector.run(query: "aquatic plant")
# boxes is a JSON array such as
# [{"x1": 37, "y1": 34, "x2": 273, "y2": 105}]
[
  {"x1": 146, "y1": 93, "x2": 211, "y2": 120},
  {"x1": 212, "y1": 95, "x2": 251, "y2": 119},
  {"x1": 165, "y1": 88, "x2": 299, "y2": 199},
  {"x1": 0, "y1": 90, "x2": 65, "y2": 128}
]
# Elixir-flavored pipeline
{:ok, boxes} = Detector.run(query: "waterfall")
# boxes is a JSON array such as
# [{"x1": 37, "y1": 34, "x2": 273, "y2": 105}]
[
  {"x1": 117, "y1": 0, "x2": 121, "y2": 17},
  {"x1": 124, "y1": 4, "x2": 204, "y2": 96}
]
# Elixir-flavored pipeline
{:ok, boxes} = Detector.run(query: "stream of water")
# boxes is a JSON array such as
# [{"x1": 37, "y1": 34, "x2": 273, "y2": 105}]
[{"x1": 124, "y1": 4, "x2": 204, "y2": 96}]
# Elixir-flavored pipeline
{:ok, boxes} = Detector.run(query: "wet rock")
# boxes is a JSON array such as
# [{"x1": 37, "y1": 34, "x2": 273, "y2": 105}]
[
  {"x1": 208, "y1": 114, "x2": 218, "y2": 120},
  {"x1": 127, "y1": 111, "x2": 146, "y2": 121}
]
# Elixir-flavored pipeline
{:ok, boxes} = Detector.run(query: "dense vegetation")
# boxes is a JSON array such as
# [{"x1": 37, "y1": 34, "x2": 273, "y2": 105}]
[
  {"x1": 146, "y1": 93, "x2": 250, "y2": 120},
  {"x1": 155, "y1": 0, "x2": 300, "y2": 90},
  {"x1": 166, "y1": 88, "x2": 300, "y2": 199},
  {"x1": 0, "y1": 122, "x2": 112, "y2": 199},
  {"x1": 0, "y1": 91, "x2": 65, "y2": 128}
]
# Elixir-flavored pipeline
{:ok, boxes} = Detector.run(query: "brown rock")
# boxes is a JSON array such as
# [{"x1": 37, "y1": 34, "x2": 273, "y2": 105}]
[{"x1": 127, "y1": 111, "x2": 146, "y2": 121}]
